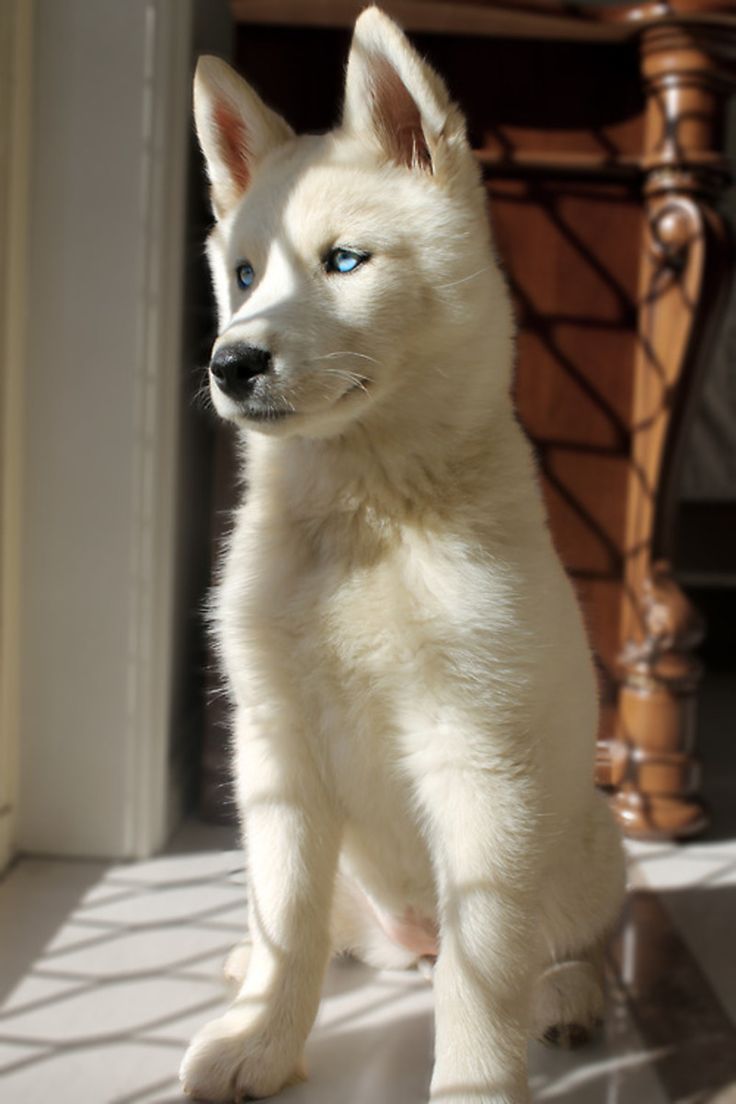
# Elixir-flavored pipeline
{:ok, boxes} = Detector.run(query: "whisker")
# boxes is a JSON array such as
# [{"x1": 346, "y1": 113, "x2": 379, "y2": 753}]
[
  {"x1": 319, "y1": 367, "x2": 371, "y2": 393},
  {"x1": 435, "y1": 266, "x2": 490, "y2": 291},
  {"x1": 191, "y1": 370, "x2": 214, "y2": 411},
  {"x1": 320, "y1": 367, "x2": 368, "y2": 381},
  {"x1": 310, "y1": 351, "x2": 380, "y2": 365}
]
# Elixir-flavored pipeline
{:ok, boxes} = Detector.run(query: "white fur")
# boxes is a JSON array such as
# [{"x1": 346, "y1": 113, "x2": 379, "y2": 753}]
[{"x1": 182, "y1": 9, "x2": 625, "y2": 1103}]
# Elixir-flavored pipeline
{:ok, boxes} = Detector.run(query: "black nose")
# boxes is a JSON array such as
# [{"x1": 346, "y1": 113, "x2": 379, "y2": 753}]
[{"x1": 210, "y1": 343, "x2": 272, "y2": 399}]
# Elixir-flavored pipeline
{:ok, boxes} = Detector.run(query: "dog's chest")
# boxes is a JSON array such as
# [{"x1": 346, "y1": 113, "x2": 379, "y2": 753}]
[
  {"x1": 236, "y1": 506, "x2": 499, "y2": 730},
  {"x1": 275, "y1": 518, "x2": 499, "y2": 776},
  {"x1": 313, "y1": 526, "x2": 470, "y2": 693}
]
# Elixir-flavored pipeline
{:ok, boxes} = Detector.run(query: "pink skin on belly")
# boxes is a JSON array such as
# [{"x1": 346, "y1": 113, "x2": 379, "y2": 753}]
[{"x1": 374, "y1": 904, "x2": 439, "y2": 958}]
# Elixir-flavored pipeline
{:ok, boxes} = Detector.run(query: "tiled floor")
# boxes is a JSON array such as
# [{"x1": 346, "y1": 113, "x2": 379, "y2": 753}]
[{"x1": 2, "y1": 817, "x2": 736, "y2": 1104}]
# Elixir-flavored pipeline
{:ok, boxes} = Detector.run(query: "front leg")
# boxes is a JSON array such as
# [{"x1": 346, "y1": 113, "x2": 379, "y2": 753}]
[
  {"x1": 181, "y1": 708, "x2": 342, "y2": 1101},
  {"x1": 419, "y1": 767, "x2": 540, "y2": 1104}
]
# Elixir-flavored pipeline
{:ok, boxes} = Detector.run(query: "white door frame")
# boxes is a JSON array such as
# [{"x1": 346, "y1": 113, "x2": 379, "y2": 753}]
[
  {"x1": 16, "y1": 0, "x2": 195, "y2": 860},
  {"x1": 121, "y1": 0, "x2": 196, "y2": 858},
  {"x1": 0, "y1": 0, "x2": 33, "y2": 874}
]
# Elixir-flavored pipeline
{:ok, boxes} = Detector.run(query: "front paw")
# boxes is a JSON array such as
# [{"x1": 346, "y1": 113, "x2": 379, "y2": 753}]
[{"x1": 180, "y1": 1009, "x2": 305, "y2": 1101}]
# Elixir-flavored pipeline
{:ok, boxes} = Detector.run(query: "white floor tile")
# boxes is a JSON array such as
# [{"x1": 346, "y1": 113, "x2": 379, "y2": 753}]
[
  {"x1": 68, "y1": 882, "x2": 245, "y2": 929},
  {"x1": 0, "y1": 1039, "x2": 182, "y2": 1104},
  {"x1": 37, "y1": 925, "x2": 235, "y2": 979}
]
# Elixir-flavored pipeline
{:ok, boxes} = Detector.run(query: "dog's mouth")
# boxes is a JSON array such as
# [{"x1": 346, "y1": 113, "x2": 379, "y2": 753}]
[{"x1": 232, "y1": 376, "x2": 372, "y2": 427}]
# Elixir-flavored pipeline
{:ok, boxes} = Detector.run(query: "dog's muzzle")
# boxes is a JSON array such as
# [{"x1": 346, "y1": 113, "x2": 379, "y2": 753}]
[{"x1": 210, "y1": 343, "x2": 272, "y2": 401}]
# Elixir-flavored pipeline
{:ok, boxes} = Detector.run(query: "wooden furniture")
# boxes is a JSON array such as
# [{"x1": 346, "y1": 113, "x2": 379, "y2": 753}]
[{"x1": 203, "y1": 0, "x2": 736, "y2": 838}]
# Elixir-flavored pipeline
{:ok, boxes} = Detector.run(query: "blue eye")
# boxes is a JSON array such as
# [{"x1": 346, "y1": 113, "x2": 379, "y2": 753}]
[
  {"x1": 235, "y1": 261, "x2": 254, "y2": 290},
  {"x1": 325, "y1": 248, "x2": 370, "y2": 275}
]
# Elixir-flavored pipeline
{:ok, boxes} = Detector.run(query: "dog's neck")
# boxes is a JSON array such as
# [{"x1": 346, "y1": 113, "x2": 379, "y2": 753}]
[{"x1": 242, "y1": 339, "x2": 531, "y2": 536}]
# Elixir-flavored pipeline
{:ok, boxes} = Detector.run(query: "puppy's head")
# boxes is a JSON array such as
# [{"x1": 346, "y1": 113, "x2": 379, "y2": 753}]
[{"x1": 194, "y1": 7, "x2": 502, "y2": 438}]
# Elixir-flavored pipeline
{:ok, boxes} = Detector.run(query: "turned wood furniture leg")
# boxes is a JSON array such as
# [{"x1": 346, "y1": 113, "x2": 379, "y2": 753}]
[
  {"x1": 613, "y1": 562, "x2": 707, "y2": 838},
  {"x1": 610, "y1": 26, "x2": 734, "y2": 839}
]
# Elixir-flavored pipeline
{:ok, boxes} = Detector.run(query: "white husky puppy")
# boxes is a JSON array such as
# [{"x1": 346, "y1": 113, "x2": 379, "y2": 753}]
[{"x1": 181, "y1": 8, "x2": 625, "y2": 1103}]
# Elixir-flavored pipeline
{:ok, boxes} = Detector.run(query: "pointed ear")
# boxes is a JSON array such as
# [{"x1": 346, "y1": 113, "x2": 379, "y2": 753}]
[
  {"x1": 342, "y1": 7, "x2": 465, "y2": 175},
  {"x1": 193, "y1": 56, "x2": 294, "y2": 220}
]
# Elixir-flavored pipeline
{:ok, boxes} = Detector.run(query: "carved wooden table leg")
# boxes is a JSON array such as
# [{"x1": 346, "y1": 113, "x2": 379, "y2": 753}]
[{"x1": 610, "y1": 25, "x2": 735, "y2": 839}]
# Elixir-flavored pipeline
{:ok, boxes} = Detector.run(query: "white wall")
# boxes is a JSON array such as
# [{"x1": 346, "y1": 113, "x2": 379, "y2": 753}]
[{"x1": 18, "y1": 0, "x2": 193, "y2": 858}]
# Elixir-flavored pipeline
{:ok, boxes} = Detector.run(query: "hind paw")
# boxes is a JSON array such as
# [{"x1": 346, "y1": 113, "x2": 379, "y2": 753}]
[
  {"x1": 223, "y1": 940, "x2": 252, "y2": 987},
  {"x1": 542, "y1": 1019, "x2": 602, "y2": 1049},
  {"x1": 532, "y1": 960, "x2": 604, "y2": 1048}
]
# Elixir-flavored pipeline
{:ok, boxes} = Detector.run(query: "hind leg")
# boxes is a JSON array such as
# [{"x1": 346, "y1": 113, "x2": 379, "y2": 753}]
[
  {"x1": 222, "y1": 939, "x2": 252, "y2": 988},
  {"x1": 329, "y1": 871, "x2": 423, "y2": 971},
  {"x1": 222, "y1": 870, "x2": 419, "y2": 990}
]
